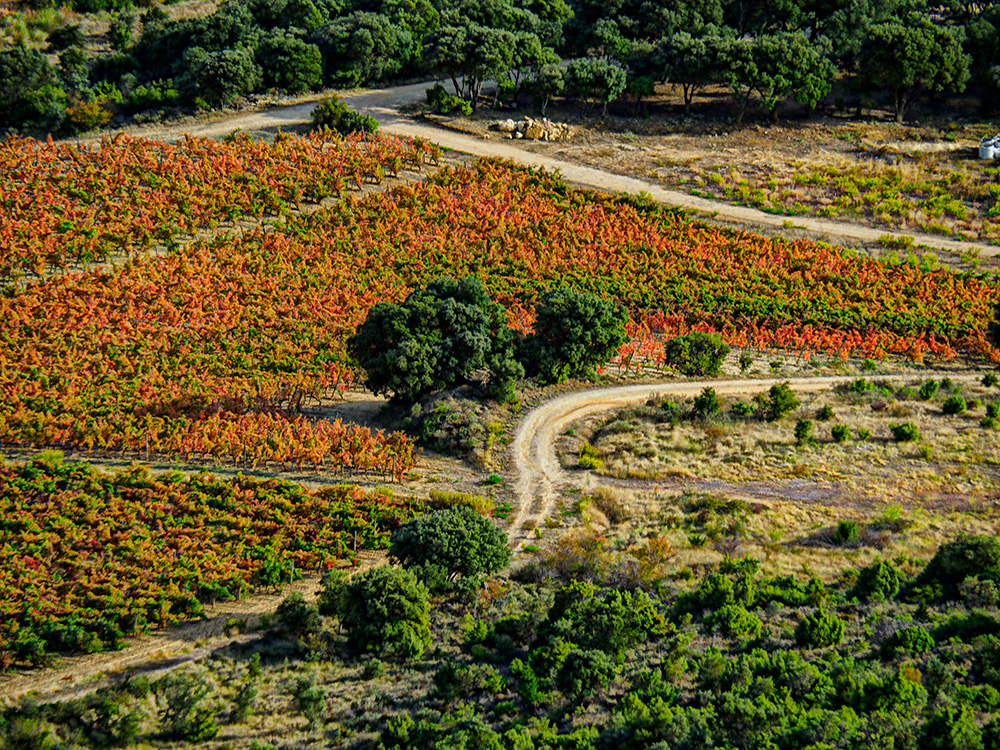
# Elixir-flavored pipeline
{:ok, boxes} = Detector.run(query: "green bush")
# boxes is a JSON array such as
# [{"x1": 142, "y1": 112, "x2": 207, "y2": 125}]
[
  {"x1": 556, "y1": 648, "x2": 617, "y2": 701},
  {"x1": 157, "y1": 672, "x2": 219, "y2": 742},
  {"x1": 890, "y1": 422, "x2": 919, "y2": 442},
  {"x1": 908, "y1": 534, "x2": 1000, "y2": 601},
  {"x1": 942, "y1": 395, "x2": 968, "y2": 415},
  {"x1": 850, "y1": 560, "x2": 900, "y2": 602},
  {"x1": 816, "y1": 404, "x2": 835, "y2": 421},
  {"x1": 426, "y1": 83, "x2": 472, "y2": 115},
  {"x1": 347, "y1": 277, "x2": 520, "y2": 404},
  {"x1": 692, "y1": 387, "x2": 721, "y2": 420},
  {"x1": 983, "y1": 372, "x2": 999, "y2": 388},
  {"x1": 662, "y1": 332, "x2": 730, "y2": 377},
  {"x1": 0, "y1": 45, "x2": 65, "y2": 130},
  {"x1": 738, "y1": 351, "x2": 754, "y2": 372},
  {"x1": 310, "y1": 95, "x2": 379, "y2": 134},
  {"x1": 274, "y1": 592, "x2": 319, "y2": 638},
  {"x1": 919, "y1": 380, "x2": 940, "y2": 400},
  {"x1": 881, "y1": 625, "x2": 934, "y2": 661},
  {"x1": 794, "y1": 418, "x2": 814, "y2": 445},
  {"x1": 920, "y1": 704, "x2": 983, "y2": 750},
  {"x1": 177, "y1": 46, "x2": 262, "y2": 107},
  {"x1": 338, "y1": 565, "x2": 431, "y2": 660},
  {"x1": 831, "y1": 424, "x2": 850, "y2": 442},
  {"x1": 795, "y1": 609, "x2": 844, "y2": 649},
  {"x1": 832, "y1": 519, "x2": 860, "y2": 546},
  {"x1": 710, "y1": 604, "x2": 762, "y2": 643},
  {"x1": 389, "y1": 506, "x2": 510, "y2": 581},
  {"x1": 764, "y1": 382, "x2": 800, "y2": 421},
  {"x1": 517, "y1": 287, "x2": 628, "y2": 384}
]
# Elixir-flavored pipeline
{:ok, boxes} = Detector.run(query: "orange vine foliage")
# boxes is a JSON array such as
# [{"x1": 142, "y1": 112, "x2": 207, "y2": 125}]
[{"x1": 1, "y1": 150, "x2": 997, "y2": 470}]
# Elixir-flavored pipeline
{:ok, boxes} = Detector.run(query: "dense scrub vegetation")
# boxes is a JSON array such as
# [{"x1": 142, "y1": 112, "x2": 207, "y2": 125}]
[
  {"x1": 2, "y1": 0, "x2": 998, "y2": 131},
  {"x1": 0, "y1": 453, "x2": 423, "y2": 669},
  {"x1": 4, "y1": 530, "x2": 1000, "y2": 748}
]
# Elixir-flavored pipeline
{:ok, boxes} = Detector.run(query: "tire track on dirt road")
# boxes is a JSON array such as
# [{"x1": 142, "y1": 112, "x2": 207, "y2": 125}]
[{"x1": 508, "y1": 373, "x2": 982, "y2": 551}]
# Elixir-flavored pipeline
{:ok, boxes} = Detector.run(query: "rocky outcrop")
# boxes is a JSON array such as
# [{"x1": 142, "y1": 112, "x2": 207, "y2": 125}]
[{"x1": 491, "y1": 118, "x2": 572, "y2": 141}]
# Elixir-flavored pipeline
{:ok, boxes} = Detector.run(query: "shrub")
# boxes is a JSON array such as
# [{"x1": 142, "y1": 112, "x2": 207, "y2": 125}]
[
  {"x1": 989, "y1": 403, "x2": 1000, "y2": 419},
  {"x1": 588, "y1": 487, "x2": 630, "y2": 525},
  {"x1": 831, "y1": 424, "x2": 850, "y2": 442},
  {"x1": 983, "y1": 372, "x2": 999, "y2": 388},
  {"x1": 157, "y1": 672, "x2": 219, "y2": 742},
  {"x1": 0, "y1": 45, "x2": 65, "y2": 130},
  {"x1": 556, "y1": 648, "x2": 617, "y2": 701},
  {"x1": 882, "y1": 625, "x2": 934, "y2": 661},
  {"x1": 764, "y1": 382, "x2": 800, "y2": 421},
  {"x1": 426, "y1": 83, "x2": 472, "y2": 115},
  {"x1": 274, "y1": 592, "x2": 320, "y2": 638},
  {"x1": 890, "y1": 422, "x2": 919, "y2": 442},
  {"x1": 730, "y1": 400, "x2": 754, "y2": 417},
  {"x1": 47, "y1": 24, "x2": 85, "y2": 52},
  {"x1": 310, "y1": 95, "x2": 379, "y2": 134},
  {"x1": 857, "y1": 428, "x2": 872, "y2": 440},
  {"x1": 795, "y1": 609, "x2": 844, "y2": 649},
  {"x1": 738, "y1": 351, "x2": 753, "y2": 372},
  {"x1": 389, "y1": 506, "x2": 510, "y2": 581},
  {"x1": 920, "y1": 705, "x2": 983, "y2": 750},
  {"x1": 710, "y1": 604, "x2": 762, "y2": 643},
  {"x1": 919, "y1": 380, "x2": 940, "y2": 400},
  {"x1": 908, "y1": 534, "x2": 1000, "y2": 601},
  {"x1": 662, "y1": 332, "x2": 730, "y2": 377},
  {"x1": 794, "y1": 418, "x2": 814, "y2": 445},
  {"x1": 816, "y1": 404, "x2": 835, "y2": 421},
  {"x1": 942, "y1": 395, "x2": 968, "y2": 415},
  {"x1": 832, "y1": 519, "x2": 859, "y2": 546},
  {"x1": 517, "y1": 287, "x2": 628, "y2": 384},
  {"x1": 692, "y1": 387, "x2": 721, "y2": 420},
  {"x1": 850, "y1": 560, "x2": 901, "y2": 602},
  {"x1": 338, "y1": 565, "x2": 431, "y2": 660},
  {"x1": 289, "y1": 676, "x2": 324, "y2": 729}
]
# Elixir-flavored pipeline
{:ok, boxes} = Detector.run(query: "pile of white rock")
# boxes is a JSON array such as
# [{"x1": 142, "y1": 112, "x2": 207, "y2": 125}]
[{"x1": 492, "y1": 118, "x2": 572, "y2": 141}]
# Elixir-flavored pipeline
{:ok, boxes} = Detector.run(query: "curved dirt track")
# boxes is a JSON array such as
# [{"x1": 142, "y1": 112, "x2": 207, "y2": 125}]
[
  {"x1": 507, "y1": 373, "x2": 982, "y2": 549},
  {"x1": 114, "y1": 82, "x2": 1000, "y2": 258}
]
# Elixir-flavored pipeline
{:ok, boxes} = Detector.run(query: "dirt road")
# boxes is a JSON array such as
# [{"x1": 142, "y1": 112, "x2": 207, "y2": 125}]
[
  {"x1": 507, "y1": 373, "x2": 983, "y2": 550},
  {"x1": 117, "y1": 82, "x2": 1000, "y2": 258}
]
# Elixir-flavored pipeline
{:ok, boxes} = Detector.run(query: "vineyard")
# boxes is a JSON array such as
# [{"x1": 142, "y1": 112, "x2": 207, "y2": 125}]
[
  {"x1": 1, "y1": 147, "x2": 998, "y2": 470},
  {"x1": 0, "y1": 131, "x2": 437, "y2": 283},
  {"x1": 0, "y1": 454, "x2": 423, "y2": 669}
]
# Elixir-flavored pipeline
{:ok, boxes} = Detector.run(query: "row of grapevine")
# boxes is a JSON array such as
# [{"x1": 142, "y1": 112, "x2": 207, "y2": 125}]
[
  {"x1": 0, "y1": 150, "x2": 996, "y2": 468},
  {"x1": 0, "y1": 454, "x2": 424, "y2": 670},
  {"x1": 0, "y1": 131, "x2": 437, "y2": 281}
]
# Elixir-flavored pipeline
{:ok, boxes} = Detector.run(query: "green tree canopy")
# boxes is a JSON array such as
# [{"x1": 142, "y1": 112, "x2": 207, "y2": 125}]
[
  {"x1": 389, "y1": 506, "x2": 511, "y2": 580},
  {"x1": 0, "y1": 44, "x2": 65, "y2": 130},
  {"x1": 564, "y1": 56, "x2": 627, "y2": 114},
  {"x1": 256, "y1": 29, "x2": 323, "y2": 93},
  {"x1": 338, "y1": 565, "x2": 431, "y2": 660},
  {"x1": 518, "y1": 287, "x2": 628, "y2": 384},
  {"x1": 424, "y1": 23, "x2": 516, "y2": 108},
  {"x1": 311, "y1": 11, "x2": 414, "y2": 86},
  {"x1": 858, "y1": 13, "x2": 970, "y2": 121},
  {"x1": 177, "y1": 46, "x2": 263, "y2": 107},
  {"x1": 347, "y1": 276, "x2": 523, "y2": 404}
]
